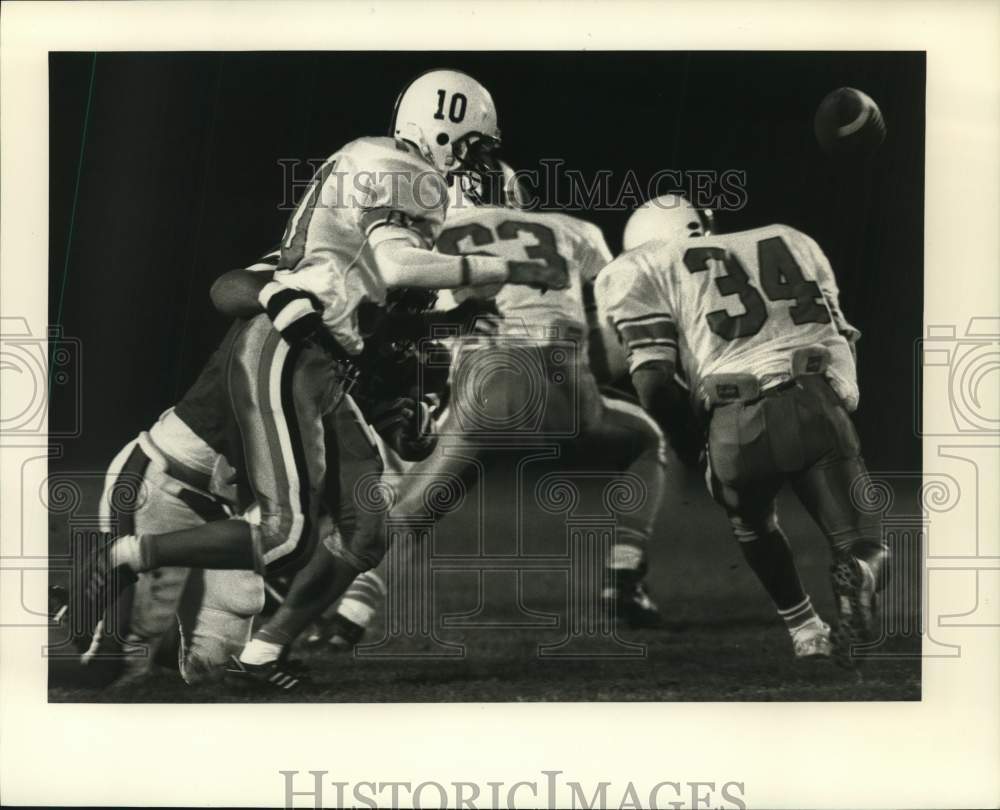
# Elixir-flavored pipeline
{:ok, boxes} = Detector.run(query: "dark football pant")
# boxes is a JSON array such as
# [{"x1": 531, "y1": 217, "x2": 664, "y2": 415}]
[
  {"x1": 227, "y1": 314, "x2": 352, "y2": 575},
  {"x1": 706, "y1": 374, "x2": 883, "y2": 555}
]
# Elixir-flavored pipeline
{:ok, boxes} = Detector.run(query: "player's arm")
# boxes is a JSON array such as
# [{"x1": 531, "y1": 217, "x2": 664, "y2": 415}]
[
  {"x1": 369, "y1": 226, "x2": 565, "y2": 291},
  {"x1": 356, "y1": 146, "x2": 566, "y2": 292},
  {"x1": 596, "y1": 254, "x2": 702, "y2": 466},
  {"x1": 209, "y1": 249, "x2": 329, "y2": 348},
  {"x1": 215, "y1": 269, "x2": 329, "y2": 348},
  {"x1": 210, "y1": 269, "x2": 272, "y2": 318}
]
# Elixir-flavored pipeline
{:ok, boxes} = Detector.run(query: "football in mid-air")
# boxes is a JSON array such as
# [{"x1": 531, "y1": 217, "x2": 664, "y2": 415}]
[{"x1": 813, "y1": 87, "x2": 887, "y2": 155}]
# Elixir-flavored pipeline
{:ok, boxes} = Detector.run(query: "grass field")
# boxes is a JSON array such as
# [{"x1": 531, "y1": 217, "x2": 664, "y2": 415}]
[{"x1": 48, "y1": 457, "x2": 921, "y2": 703}]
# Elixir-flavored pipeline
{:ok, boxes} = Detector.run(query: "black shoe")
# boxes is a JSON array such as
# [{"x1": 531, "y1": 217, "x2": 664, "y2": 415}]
[
  {"x1": 303, "y1": 617, "x2": 336, "y2": 647},
  {"x1": 48, "y1": 585, "x2": 69, "y2": 626},
  {"x1": 68, "y1": 537, "x2": 137, "y2": 655},
  {"x1": 225, "y1": 654, "x2": 309, "y2": 691},
  {"x1": 623, "y1": 582, "x2": 665, "y2": 628},
  {"x1": 326, "y1": 614, "x2": 366, "y2": 651},
  {"x1": 606, "y1": 580, "x2": 665, "y2": 629},
  {"x1": 830, "y1": 551, "x2": 878, "y2": 667}
]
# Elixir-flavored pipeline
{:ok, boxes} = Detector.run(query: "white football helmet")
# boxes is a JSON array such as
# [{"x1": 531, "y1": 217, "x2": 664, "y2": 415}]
[
  {"x1": 392, "y1": 69, "x2": 501, "y2": 191},
  {"x1": 622, "y1": 194, "x2": 715, "y2": 251}
]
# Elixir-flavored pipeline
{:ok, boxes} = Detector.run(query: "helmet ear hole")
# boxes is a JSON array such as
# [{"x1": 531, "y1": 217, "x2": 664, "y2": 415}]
[{"x1": 436, "y1": 133, "x2": 450, "y2": 146}]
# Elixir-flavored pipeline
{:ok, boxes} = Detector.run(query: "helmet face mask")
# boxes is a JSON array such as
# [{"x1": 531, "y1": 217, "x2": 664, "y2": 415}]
[{"x1": 452, "y1": 132, "x2": 503, "y2": 205}]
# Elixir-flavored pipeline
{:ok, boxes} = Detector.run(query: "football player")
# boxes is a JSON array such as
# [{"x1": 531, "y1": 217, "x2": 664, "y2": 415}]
[
  {"x1": 375, "y1": 166, "x2": 669, "y2": 629},
  {"x1": 73, "y1": 247, "x2": 437, "y2": 688},
  {"x1": 69, "y1": 69, "x2": 565, "y2": 682},
  {"x1": 595, "y1": 194, "x2": 889, "y2": 664}
]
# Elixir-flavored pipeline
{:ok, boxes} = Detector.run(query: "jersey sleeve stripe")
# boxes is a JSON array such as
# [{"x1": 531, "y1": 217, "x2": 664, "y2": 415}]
[
  {"x1": 614, "y1": 313, "x2": 675, "y2": 327},
  {"x1": 626, "y1": 337, "x2": 678, "y2": 349},
  {"x1": 617, "y1": 320, "x2": 679, "y2": 344}
]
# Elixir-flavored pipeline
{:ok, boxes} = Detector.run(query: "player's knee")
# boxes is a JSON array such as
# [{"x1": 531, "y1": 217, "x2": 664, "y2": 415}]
[
  {"x1": 322, "y1": 518, "x2": 387, "y2": 572},
  {"x1": 254, "y1": 506, "x2": 319, "y2": 565},
  {"x1": 201, "y1": 569, "x2": 266, "y2": 617}
]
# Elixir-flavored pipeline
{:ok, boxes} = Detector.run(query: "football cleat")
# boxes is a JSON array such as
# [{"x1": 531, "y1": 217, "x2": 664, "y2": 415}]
[
  {"x1": 791, "y1": 618, "x2": 833, "y2": 660},
  {"x1": 67, "y1": 536, "x2": 137, "y2": 655},
  {"x1": 830, "y1": 552, "x2": 879, "y2": 667},
  {"x1": 303, "y1": 618, "x2": 335, "y2": 647},
  {"x1": 224, "y1": 654, "x2": 309, "y2": 691},
  {"x1": 48, "y1": 585, "x2": 69, "y2": 626},
  {"x1": 606, "y1": 580, "x2": 665, "y2": 629},
  {"x1": 326, "y1": 614, "x2": 367, "y2": 652}
]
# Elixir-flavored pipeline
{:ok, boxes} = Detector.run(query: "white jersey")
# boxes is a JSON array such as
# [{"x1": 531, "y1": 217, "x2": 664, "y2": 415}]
[
  {"x1": 596, "y1": 224, "x2": 861, "y2": 409},
  {"x1": 273, "y1": 136, "x2": 449, "y2": 354},
  {"x1": 435, "y1": 205, "x2": 612, "y2": 340}
]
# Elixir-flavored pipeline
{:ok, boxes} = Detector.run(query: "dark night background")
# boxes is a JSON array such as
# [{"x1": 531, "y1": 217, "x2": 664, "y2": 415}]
[{"x1": 49, "y1": 51, "x2": 924, "y2": 472}]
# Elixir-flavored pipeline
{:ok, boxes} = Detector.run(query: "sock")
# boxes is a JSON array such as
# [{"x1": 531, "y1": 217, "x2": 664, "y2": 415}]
[
  {"x1": 336, "y1": 571, "x2": 386, "y2": 630},
  {"x1": 239, "y1": 638, "x2": 284, "y2": 666},
  {"x1": 738, "y1": 528, "x2": 809, "y2": 613},
  {"x1": 778, "y1": 596, "x2": 821, "y2": 635}
]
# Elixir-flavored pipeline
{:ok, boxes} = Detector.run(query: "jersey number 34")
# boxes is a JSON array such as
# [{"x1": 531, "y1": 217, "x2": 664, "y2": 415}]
[{"x1": 683, "y1": 236, "x2": 831, "y2": 341}]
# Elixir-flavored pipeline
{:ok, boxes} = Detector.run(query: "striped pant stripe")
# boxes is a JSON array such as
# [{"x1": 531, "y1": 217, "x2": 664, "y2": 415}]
[{"x1": 229, "y1": 322, "x2": 314, "y2": 572}]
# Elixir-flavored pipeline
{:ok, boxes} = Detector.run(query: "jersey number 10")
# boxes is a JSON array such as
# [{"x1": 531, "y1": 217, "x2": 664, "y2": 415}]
[{"x1": 683, "y1": 236, "x2": 831, "y2": 341}]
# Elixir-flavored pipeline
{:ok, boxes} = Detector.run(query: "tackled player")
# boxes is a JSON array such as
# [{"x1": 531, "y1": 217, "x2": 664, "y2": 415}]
[{"x1": 67, "y1": 69, "x2": 566, "y2": 687}]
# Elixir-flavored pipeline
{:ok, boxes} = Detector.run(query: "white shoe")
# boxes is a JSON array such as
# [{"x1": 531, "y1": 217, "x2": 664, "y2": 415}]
[{"x1": 791, "y1": 618, "x2": 833, "y2": 659}]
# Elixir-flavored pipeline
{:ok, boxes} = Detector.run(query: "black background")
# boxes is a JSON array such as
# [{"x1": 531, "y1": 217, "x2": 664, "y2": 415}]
[{"x1": 49, "y1": 51, "x2": 924, "y2": 471}]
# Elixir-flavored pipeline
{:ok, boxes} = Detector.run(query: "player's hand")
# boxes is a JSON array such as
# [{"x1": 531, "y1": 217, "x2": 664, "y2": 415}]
[
  {"x1": 506, "y1": 260, "x2": 570, "y2": 292},
  {"x1": 371, "y1": 396, "x2": 438, "y2": 461}
]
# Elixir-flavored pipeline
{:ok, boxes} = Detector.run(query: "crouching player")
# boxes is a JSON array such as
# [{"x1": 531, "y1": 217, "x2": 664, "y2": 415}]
[
  {"x1": 596, "y1": 195, "x2": 889, "y2": 664},
  {"x1": 86, "y1": 315, "x2": 417, "y2": 686},
  {"x1": 95, "y1": 405, "x2": 260, "y2": 685}
]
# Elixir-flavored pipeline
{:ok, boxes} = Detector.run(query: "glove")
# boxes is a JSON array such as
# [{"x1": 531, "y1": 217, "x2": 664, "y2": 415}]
[
  {"x1": 370, "y1": 396, "x2": 438, "y2": 462},
  {"x1": 506, "y1": 260, "x2": 570, "y2": 292}
]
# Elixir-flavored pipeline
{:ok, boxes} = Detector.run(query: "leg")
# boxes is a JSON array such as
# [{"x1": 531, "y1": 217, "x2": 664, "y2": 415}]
[
  {"x1": 792, "y1": 392, "x2": 889, "y2": 665},
  {"x1": 239, "y1": 395, "x2": 382, "y2": 664},
  {"x1": 178, "y1": 568, "x2": 265, "y2": 684},
  {"x1": 86, "y1": 444, "x2": 199, "y2": 681},
  {"x1": 228, "y1": 317, "x2": 339, "y2": 575},
  {"x1": 707, "y1": 400, "x2": 830, "y2": 657},
  {"x1": 388, "y1": 406, "x2": 483, "y2": 526},
  {"x1": 577, "y1": 393, "x2": 668, "y2": 626},
  {"x1": 787, "y1": 377, "x2": 888, "y2": 663}
]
